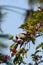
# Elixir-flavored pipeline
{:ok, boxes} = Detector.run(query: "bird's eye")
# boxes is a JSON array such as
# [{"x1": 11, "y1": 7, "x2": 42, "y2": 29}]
[{"x1": 16, "y1": 36, "x2": 18, "y2": 39}]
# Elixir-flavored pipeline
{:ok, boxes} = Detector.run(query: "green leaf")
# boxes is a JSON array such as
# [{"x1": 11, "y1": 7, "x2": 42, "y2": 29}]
[
  {"x1": 9, "y1": 35, "x2": 13, "y2": 40},
  {"x1": 31, "y1": 54, "x2": 35, "y2": 57},
  {"x1": 35, "y1": 50, "x2": 41, "y2": 54},
  {"x1": 36, "y1": 42, "x2": 43, "y2": 50},
  {"x1": 38, "y1": 0, "x2": 43, "y2": 3},
  {"x1": 28, "y1": 63, "x2": 33, "y2": 65},
  {"x1": 19, "y1": 24, "x2": 24, "y2": 28},
  {"x1": 31, "y1": 37, "x2": 36, "y2": 44},
  {"x1": 11, "y1": 53, "x2": 14, "y2": 57},
  {"x1": 10, "y1": 43, "x2": 14, "y2": 48},
  {"x1": 38, "y1": 28, "x2": 43, "y2": 32},
  {"x1": 22, "y1": 52, "x2": 25, "y2": 56},
  {"x1": 14, "y1": 44, "x2": 18, "y2": 49},
  {"x1": 42, "y1": 47, "x2": 43, "y2": 49},
  {"x1": 38, "y1": 60, "x2": 43, "y2": 64}
]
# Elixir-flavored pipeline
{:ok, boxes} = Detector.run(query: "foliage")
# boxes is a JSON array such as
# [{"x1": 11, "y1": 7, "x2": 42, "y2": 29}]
[
  {"x1": 36, "y1": 42, "x2": 43, "y2": 50},
  {"x1": 9, "y1": 7, "x2": 43, "y2": 65},
  {"x1": 0, "y1": 1, "x2": 43, "y2": 65}
]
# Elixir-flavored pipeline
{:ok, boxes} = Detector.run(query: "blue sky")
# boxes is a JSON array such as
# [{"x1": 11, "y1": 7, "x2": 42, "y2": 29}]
[{"x1": 0, "y1": 0, "x2": 43, "y2": 65}]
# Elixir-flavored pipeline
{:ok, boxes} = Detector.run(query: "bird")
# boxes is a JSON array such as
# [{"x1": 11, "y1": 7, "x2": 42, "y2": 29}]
[
  {"x1": 16, "y1": 33, "x2": 27, "y2": 40},
  {"x1": 13, "y1": 39, "x2": 24, "y2": 44},
  {"x1": 38, "y1": 7, "x2": 43, "y2": 11},
  {"x1": 15, "y1": 33, "x2": 31, "y2": 47},
  {"x1": 16, "y1": 33, "x2": 31, "y2": 42}
]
